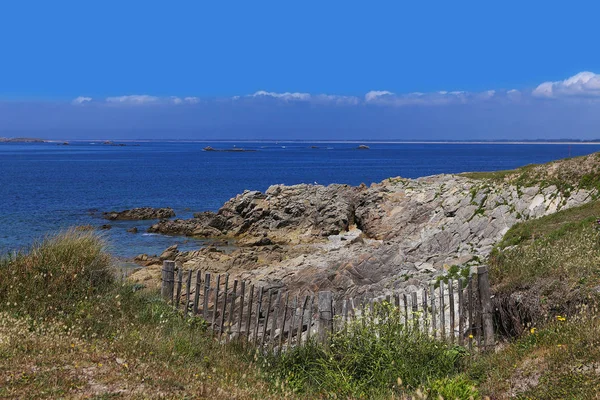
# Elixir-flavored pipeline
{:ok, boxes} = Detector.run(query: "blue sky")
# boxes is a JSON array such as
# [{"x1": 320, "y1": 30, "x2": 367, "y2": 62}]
[{"x1": 2, "y1": 0, "x2": 600, "y2": 140}]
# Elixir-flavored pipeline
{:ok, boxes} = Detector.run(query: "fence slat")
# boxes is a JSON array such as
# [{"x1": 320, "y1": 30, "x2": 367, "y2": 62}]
[
  {"x1": 478, "y1": 266, "x2": 494, "y2": 351},
  {"x1": 467, "y1": 277, "x2": 474, "y2": 350},
  {"x1": 226, "y1": 280, "x2": 238, "y2": 343},
  {"x1": 422, "y1": 288, "x2": 428, "y2": 333},
  {"x1": 278, "y1": 292, "x2": 289, "y2": 353},
  {"x1": 253, "y1": 287, "x2": 264, "y2": 345},
  {"x1": 245, "y1": 284, "x2": 254, "y2": 344},
  {"x1": 237, "y1": 281, "x2": 246, "y2": 342},
  {"x1": 440, "y1": 283, "x2": 446, "y2": 340},
  {"x1": 184, "y1": 269, "x2": 192, "y2": 317},
  {"x1": 211, "y1": 274, "x2": 221, "y2": 335},
  {"x1": 318, "y1": 291, "x2": 333, "y2": 345},
  {"x1": 449, "y1": 279, "x2": 455, "y2": 344},
  {"x1": 270, "y1": 290, "x2": 282, "y2": 351},
  {"x1": 193, "y1": 270, "x2": 202, "y2": 315},
  {"x1": 306, "y1": 295, "x2": 315, "y2": 342},
  {"x1": 297, "y1": 296, "x2": 309, "y2": 346},
  {"x1": 161, "y1": 260, "x2": 175, "y2": 303},
  {"x1": 175, "y1": 268, "x2": 183, "y2": 309},
  {"x1": 289, "y1": 296, "x2": 298, "y2": 345},
  {"x1": 261, "y1": 289, "x2": 273, "y2": 347},
  {"x1": 203, "y1": 273, "x2": 211, "y2": 320},
  {"x1": 430, "y1": 284, "x2": 437, "y2": 338},
  {"x1": 403, "y1": 293, "x2": 409, "y2": 327},
  {"x1": 458, "y1": 278, "x2": 465, "y2": 346},
  {"x1": 219, "y1": 274, "x2": 230, "y2": 339},
  {"x1": 411, "y1": 291, "x2": 418, "y2": 330}
]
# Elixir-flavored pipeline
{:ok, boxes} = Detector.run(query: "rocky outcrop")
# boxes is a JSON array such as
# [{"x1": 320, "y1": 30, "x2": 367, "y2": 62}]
[
  {"x1": 148, "y1": 185, "x2": 359, "y2": 245},
  {"x1": 103, "y1": 207, "x2": 175, "y2": 220},
  {"x1": 131, "y1": 169, "x2": 597, "y2": 299}
]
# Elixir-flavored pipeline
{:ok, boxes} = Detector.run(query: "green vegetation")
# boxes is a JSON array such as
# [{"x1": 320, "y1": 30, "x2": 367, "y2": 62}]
[
  {"x1": 490, "y1": 200, "x2": 600, "y2": 294},
  {"x1": 466, "y1": 311, "x2": 600, "y2": 399},
  {"x1": 264, "y1": 302, "x2": 475, "y2": 398},
  {"x1": 0, "y1": 230, "x2": 279, "y2": 399},
  {"x1": 3, "y1": 218, "x2": 600, "y2": 398},
  {"x1": 462, "y1": 151, "x2": 600, "y2": 200}
]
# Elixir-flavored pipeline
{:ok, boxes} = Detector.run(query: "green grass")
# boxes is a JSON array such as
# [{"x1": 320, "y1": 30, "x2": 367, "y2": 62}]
[
  {"x1": 466, "y1": 311, "x2": 600, "y2": 399},
  {"x1": 490, "y1": 200, "x2": 600, "y2": 295},
  {"x1": 263, "y1": 302, "x2": 477, "y2": 399},
  {"x1": 0, "y1": 230, "x2": 283, "y2": 399}
]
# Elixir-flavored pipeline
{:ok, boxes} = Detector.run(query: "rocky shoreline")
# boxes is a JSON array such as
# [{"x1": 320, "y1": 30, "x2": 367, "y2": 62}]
[{"x1": 129, "y1": 155, "x2": 598, "y2": 299}]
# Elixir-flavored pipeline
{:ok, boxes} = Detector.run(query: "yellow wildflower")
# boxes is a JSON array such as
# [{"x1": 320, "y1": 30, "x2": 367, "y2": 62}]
[{"x1": 530, "y1": 327, "x2": 536, "y2": 334}]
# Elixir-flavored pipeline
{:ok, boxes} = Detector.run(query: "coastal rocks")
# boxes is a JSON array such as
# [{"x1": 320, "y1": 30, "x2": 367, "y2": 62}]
[
  {"x1": 132, "y1": 169, "x2": 597, "y2": 300},
  {"x1": 103, "y1": 207, "x2": 175, "y2": 220},
  {"x1": 127, "y1": 227, "x2": 138, "y2": 234},
  {"x1": 160, "y1": 244, "x2": 179, "y2": 261},
  {"x1": 148, "y1": 184, "x2": 361, "y2": 245}
]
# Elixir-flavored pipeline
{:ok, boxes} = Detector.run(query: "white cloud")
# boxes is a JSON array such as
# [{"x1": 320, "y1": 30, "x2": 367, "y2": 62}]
[
  {"x1": 184, "y1": 97, "x2": 200, "y2": 104},
  {"x1": 72, "y1": 96, "x2": 92, "y2": 105},
  {"x1": 365, "y1": 90, "x2": 394, "y2": 102},
  {"x1": 105, "y1": 95, "x2": 160, "y2": 104},
  {"x1": 313, "y1": 94, "x2": 360, "y2": 105},
  {"x1": 533, "y1": 71, "x2": 600, "y2": 98},
  {"x1": 252, "y1": 90, "x2": 311, "y2": 101}
]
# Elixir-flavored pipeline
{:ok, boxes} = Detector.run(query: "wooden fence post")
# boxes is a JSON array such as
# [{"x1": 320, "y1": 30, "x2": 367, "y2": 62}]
[
  {"x1": 193, "y1": 270, "x2": 202, "y2": 315},
  {"x1": 226, "y1": 280, "x2": 238, "y2": 343},
  {"x1": 175, "y1": 268, "x2": 183, "y2": 309},
  {"x1": 318, "y1": 291, "x2": 333, "y2": 345},
  {"x1": 430, "y1": 284, "x2": 436, "y2": 338},
  {"x1": 211, "y1": 274, "x2": 221, "y2": 335},
  {"x1": 245, "y1": 285, "x2": 254, "y2": 344},
  {"x1": 467, "y1": 276, "x2": 474, "y2": 351},
  {"x1": 161, "y1": 260, "x2": 175, "y2": 303},
  {"x1": 448, "y1": 280, "x2": 455, "y2": 344},
  {"x1": 477, "y1": 266, "x2": 494, "y2": 351},
  {"x1": 458, "y1": 278, "x2": 465, "y2": 346},
  {"x1": 270, "y1": 290, "x2": 282, "y2": 351},
  {"x1": 297, "y1": 296, "x2": 309, "y2": 346},
  {"x1": 237, "y1": 281, "x2": 246, "y2": 342},
  {"x1": 184, "y1": 269, "x2": 192, "y2": 317},
  {"x1": 203, "y1": 273, "x2": 211, "y2": 320},
  {"x1": 253, "y1": 287, "x2": 264, "y2": 345},
  {"x1": 440, "y1": 283, "x2": 446, "y2": 340},
  {"x1": 278, "y1": 292, "x2": 289, "y2": 352},
  {"x1": 306, "y1": 295, "x2": 315, "y2": 342},
  {"x1": 219, "y1": 274, "x2": 229, "y2": 340},
  {"x1": 411, "y1": 292, "x2": 419, "y2": 330},
  {"x1": 261, "y1": 289, "x2": 273, "y2": 347}
]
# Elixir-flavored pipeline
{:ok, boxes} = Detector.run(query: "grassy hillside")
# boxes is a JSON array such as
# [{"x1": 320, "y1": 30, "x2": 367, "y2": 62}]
[
  {"x1": 462, "y1": 197, "x2": 600, "y2": 398},
  {"x1": 0, "y1": 230, "x2": 279, "y2": 399}
]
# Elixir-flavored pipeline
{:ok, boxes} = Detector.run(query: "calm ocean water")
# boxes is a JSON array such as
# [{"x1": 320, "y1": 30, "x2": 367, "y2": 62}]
[{"x1": 2, "y1": 141, "x2": 599, "y2": 258}]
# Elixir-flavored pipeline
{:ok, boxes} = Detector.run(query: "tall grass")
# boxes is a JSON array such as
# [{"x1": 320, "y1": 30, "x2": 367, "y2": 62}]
[
  {"x1": 264, "y1": 302, "x2": 478, "y2": 399},
  {"x1": 0, "y1": 230, "x2": 282, "y2": 398},
  {"x1": 0, "y1": 229, "x2": 113, "y2": 318}
]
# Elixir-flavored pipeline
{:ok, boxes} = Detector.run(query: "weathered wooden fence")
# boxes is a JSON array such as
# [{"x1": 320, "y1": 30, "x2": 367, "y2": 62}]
[{"x1": 161, "y1": 260, "x2": 495, "y2": 352}]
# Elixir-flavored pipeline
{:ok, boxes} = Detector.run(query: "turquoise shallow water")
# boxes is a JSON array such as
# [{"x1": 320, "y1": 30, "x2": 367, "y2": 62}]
[{"x1": 2, "y1": 141, "x2": 599, "y2": 257}]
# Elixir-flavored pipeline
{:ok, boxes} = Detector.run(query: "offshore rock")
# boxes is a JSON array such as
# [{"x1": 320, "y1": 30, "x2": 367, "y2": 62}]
[{"x1": 103, "y1": 207, "x2": 175, "y2": 220}]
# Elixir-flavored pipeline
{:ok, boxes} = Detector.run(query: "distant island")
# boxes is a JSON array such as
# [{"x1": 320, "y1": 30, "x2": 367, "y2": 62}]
[{"x1": 0, "y1": 137, "x2": 46, "y2": 143}]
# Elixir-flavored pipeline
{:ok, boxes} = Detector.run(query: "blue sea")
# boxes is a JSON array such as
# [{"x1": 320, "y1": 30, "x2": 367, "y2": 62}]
[{"x1": 2, "y1": 141, "x2": 599, "y2": 258}]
